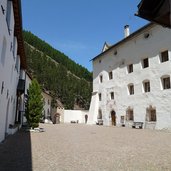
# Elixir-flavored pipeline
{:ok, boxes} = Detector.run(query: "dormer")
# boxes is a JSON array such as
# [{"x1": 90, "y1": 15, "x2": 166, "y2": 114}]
[{"x1": 102, "y1": 42, "x2": 111, "y2": 52}]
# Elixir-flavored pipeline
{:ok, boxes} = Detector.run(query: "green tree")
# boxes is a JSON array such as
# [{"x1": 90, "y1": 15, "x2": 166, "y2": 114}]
[{"x1": 26, "y1": 79, "x2": 43, "y2": 129}]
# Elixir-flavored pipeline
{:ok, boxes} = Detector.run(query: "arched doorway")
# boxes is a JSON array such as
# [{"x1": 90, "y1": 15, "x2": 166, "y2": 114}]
[
  {"x1": 111, "y1": 110, "x2": 116, "y2": 126},
  {"x1": 145, "y1": 105, "x2": 156, "y2": 129},
  {"x1": 52, "y1": 113, "x2": 60, "y2": 124}
]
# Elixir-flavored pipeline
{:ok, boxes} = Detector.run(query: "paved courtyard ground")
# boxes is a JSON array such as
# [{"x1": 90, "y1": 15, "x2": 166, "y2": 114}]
[{"x1": 0, "y1": 124, "x2": 171, "y2": 171}]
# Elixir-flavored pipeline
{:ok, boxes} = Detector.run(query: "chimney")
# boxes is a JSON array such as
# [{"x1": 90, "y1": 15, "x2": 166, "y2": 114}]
[{"x1": 124, "y1": 25, "x2": 130, "y2": 38}]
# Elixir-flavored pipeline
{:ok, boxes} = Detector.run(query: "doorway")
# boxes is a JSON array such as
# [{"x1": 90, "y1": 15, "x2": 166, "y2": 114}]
[{"x1": 111, "y1": 110, "x2": 116, "y2": 126}]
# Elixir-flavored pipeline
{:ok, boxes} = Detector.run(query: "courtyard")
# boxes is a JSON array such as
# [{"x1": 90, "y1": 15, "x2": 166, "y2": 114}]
[{"x1": 0, "y1": 124, "x2": 171, "y2": 171}]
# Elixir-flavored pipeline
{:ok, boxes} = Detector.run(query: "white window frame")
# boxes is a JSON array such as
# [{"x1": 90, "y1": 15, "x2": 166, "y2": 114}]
[
  {"x1": 143, "y1": 80, "x2": 150, "y2": 93},
  {"x1": 161, "y1": 75, "x2": 170, "y2": 90},
  {"x1": 128, "y1": 84, "x2": 134, "y2": 95}
]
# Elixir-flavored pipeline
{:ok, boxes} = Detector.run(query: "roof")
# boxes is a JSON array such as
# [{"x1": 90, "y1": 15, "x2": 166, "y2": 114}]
[
  {"x1": 91, "y1": 23, "x2": 155, "y2": 61},
  {"x1": 136, "y1": 0, "x2": 171, "y2": 28},
  {"x1": 42, "y1": 90, "x2": 52, "y2": 97},
  {"x1": 26, "y1": 71, "x2": 33, "y2": 80},
  {"x1": 13, "y1": 0, "x2": 26, "y2": 69}
]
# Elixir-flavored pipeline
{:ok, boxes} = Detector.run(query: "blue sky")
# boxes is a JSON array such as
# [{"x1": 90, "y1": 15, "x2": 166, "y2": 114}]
[{"x1": 22, "y1": 0, "x2": 148, "y2": 71}]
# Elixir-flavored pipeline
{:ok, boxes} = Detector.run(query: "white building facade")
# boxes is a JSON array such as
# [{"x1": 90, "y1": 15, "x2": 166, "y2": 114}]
[
  {"x1": 88, "y1": 23, "x2": 171, "y2": 130},
  {"x1": 64, "y1": 110, "x2": 89, "y2": 124},
  {"x1": 0, "y1": 0, "x2": 26, "y2": 142}
]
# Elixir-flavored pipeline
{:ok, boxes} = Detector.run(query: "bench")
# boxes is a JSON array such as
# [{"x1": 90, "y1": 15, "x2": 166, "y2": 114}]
[
  {"x1": 132, "y1": 122, "x2": 143, "y2": 129},
  {"x1": 96, "y1": 119, "x2": 103, "y2": 125},
  {"x1": 71, "y1": 120, "x2": 79, "y2": 124}
]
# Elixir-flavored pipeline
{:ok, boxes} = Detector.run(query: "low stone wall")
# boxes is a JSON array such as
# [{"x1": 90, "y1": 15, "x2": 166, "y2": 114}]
[{"x1": 64, "y1": 110, "x2": 89, "y2": 124}]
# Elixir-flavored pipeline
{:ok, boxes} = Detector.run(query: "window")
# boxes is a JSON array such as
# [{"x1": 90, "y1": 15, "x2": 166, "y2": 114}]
[
  {"x1": 6, "y1": 0, "x2": 12, "y2": 34},
  {"x1": 99, "y1": 75, "x2": 103, "y2": 83},
  {"x1": 127, "y1": 64, "x2": 133, "y2": 73},
  {"x1": 146, "y1": 107, "x2": 156, "y2": 122},
  {"x1": 143, "y1": 80, "x2": 150, "y2": 93},
  {"x1": 109, "y1": 71, "x2": 113, "y2": 80},
  {"x1": 161, "y1": 76, "x2": 170, "y2": 89},
  {"x1": 126, "y1": 108, "x2": 134, "y2": 121},
  {"x1": 99, "y1": 93, "x2": 102, "y2": 101},
  {"x1": 1, "y1": 37, "x2": 7, "y2": 66},
  {"x1": 160, "y1": 50, "x2": 169, "y2": 63},
  {"x1": 142, "y1": 58, "x2": 149, "y2": 68},
  {"x1": 110, "y1": 92, "x2": 114, "y2": 100},
  {"x1": 1, "y1": 5, "x2": 5, "y2": 15},
  {"x1": 128, "y1": 84, "x2": 134, "y2": 95}
]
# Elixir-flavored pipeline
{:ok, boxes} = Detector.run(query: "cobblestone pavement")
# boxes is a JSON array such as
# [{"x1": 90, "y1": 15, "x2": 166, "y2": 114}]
[{"x1": 0, "y1": 124, "x2": 171, "y2": 171}]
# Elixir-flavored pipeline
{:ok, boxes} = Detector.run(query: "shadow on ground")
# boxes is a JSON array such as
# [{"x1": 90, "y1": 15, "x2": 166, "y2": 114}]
[{"x1": 0, "y1": 130, "x2": 32, "y2": 171}]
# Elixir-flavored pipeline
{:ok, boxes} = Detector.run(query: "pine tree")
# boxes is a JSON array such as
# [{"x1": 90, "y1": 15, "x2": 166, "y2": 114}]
[{"x1": 25, "y1": 79, "x2": 43, "y2": 129}]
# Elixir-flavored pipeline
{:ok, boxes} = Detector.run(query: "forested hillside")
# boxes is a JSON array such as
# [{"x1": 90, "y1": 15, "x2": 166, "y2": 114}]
[
  {"x1": 23, "y1": 31, "x2": 92, "y2": 82},
  {"x1": 23, "y1": 31, "x2": 92, "y2": 109}
]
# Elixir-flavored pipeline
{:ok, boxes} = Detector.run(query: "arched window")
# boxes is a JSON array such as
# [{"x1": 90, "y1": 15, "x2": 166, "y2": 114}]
[
  {"x1": 126, "y1": 107, "x2": 134, "y2": 121},
  {"x1": 146, "y1": 106, "x2": 156, "y2": 122},
  {"x1": 161, "y1": 75, "x2": 170, "y2": 90}
]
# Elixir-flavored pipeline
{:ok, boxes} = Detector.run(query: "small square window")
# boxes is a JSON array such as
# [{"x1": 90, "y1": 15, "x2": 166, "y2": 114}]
[
  {"x1": 161, "y1": 51, "x2": 169, "y2": 63},
  {"x1": 109, "y1": 71, "x2": 113, "y2": 80},
  {"x1": 110, "y1": 92, "x2": 114, "y2": 100},
  {"x1": 142, "y1": 58, "x2": 149, "y2": 68},
  {"x1": 127, "y1": 64, "x2": 133, "y2": 73}
]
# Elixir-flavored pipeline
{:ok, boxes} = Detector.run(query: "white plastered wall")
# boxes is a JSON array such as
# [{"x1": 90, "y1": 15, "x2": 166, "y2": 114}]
[{"x1": 91, "y1": 24, "x2": 171, "y2": 130}]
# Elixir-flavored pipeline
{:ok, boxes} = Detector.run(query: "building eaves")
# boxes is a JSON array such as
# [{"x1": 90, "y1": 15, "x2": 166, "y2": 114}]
[
  {"x1": 91, "y1": 22, "x2": 155, "y2": 61},
  {"x1": 42, "y1": 90, "x2": 52, "y2": 98},
  {"x1": 26, "y1": 71, "x2": 33, "y2": 80},
  {"x1": 13, "y1": 0, "x2": 26, "y2": 69}
]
